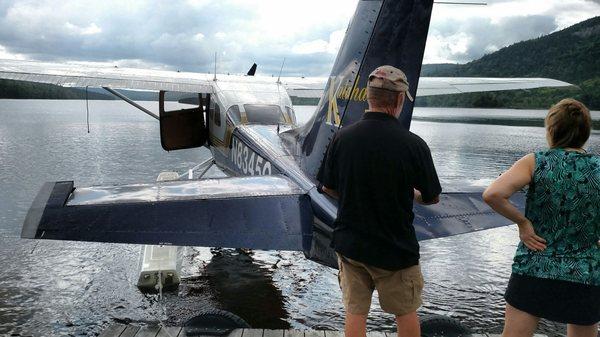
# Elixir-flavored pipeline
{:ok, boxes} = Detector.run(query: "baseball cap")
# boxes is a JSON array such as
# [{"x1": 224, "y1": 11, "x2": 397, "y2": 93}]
[{"x1": 367, "y1": 65, "x2": 414, "y2": 102}]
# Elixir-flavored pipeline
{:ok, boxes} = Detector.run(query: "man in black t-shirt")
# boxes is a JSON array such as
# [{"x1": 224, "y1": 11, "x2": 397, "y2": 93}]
[{"x1": 318, "y1": 65, "x2": 441, "y2": 337}]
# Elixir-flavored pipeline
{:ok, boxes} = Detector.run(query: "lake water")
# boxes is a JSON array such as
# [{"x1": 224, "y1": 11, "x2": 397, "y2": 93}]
[{"x1": 0, "y1": 100, "x2": 598, "y2": 337}]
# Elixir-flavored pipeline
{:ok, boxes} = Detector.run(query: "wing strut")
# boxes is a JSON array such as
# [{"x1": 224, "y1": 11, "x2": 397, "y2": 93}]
[{"x1": 102, "y1": 86, "x2": 159, "y2": 120}]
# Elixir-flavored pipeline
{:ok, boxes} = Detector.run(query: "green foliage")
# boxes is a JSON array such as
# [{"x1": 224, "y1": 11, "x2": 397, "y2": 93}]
[
  {"x1": 419, "y1": 16, "x2": 600, "y2": 110},
  {"x1": 0, "y1": 79, "x2": 113, "y2": 100},
  {"x1": 416, "y1": 86, "x2": 587, "y2": 109}
]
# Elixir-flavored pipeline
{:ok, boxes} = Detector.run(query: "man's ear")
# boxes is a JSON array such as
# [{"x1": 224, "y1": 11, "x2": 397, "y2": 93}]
[{"x1": 396, "y1": 92, "x2": 406, "y2": 115}]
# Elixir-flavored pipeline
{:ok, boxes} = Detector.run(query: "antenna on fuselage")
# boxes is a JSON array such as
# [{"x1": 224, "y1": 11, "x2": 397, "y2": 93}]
[
  {"x1": 276, "y1": 58, "x2": 286, "y2": 84},
  {"x1": 213, "y1": 52, "x2": 218, "y2": 81}
]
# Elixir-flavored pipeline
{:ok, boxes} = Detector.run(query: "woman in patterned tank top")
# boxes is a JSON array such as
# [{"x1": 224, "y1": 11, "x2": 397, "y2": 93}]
[{"x1": 484, "y1": 99, "x2": 599, "y2": 337}]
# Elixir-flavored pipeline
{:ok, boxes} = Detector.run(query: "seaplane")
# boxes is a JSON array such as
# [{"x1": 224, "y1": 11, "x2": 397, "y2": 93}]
[{"x1": 1, "y1": 0, "x2": 571, "y2": 290}]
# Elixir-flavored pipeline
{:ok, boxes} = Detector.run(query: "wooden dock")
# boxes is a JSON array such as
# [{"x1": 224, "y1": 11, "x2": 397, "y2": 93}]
[{"x1": 98, "y1": 324, "x2": 548, "y2": 337}]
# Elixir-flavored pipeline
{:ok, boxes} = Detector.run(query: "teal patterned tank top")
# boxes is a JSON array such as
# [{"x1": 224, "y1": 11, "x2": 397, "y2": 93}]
[{"x1": 512, "y1": 148, "x2": 600, "y2": 286}]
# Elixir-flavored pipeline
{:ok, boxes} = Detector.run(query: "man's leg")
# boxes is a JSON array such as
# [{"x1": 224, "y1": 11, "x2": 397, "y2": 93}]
[
  {"x1": 337, "y1": 254, "x2": 374, "y2": 337},
  {"x1": 501, "y1": 303, "x2": 539, "y2": 337},
  {"x1": 566, "y1": 323, "x2": 598, "y2": 337},
  {"x1": 395, "y1": 311, "x2": 420, "y2": 337},
  {"x1": 345, "y1": 313, "x2": 368, "y2": 337},
  {"x1": 374, "y1": 265, "x2": 424, "y2": 337}
]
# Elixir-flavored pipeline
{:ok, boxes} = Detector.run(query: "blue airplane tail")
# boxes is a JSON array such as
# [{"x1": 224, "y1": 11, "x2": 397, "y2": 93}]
[{"x1": 292, "y1": 0, "x2": 434, "y2": 178}]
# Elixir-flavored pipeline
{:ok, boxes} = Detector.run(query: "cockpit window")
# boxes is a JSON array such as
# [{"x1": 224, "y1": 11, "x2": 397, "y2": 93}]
[
  {"x1": 244, "y1": 104, "x2": 286, "y2": 125},
  {"x1": 227, "y1": 105, "x2": 241, "y2": 124},
  {"x1": 285, "y1": 106, "x2": 296, "y2": 125},
  {"x1": 210, "y1": 102, "x2": 221, "y2": 127}
]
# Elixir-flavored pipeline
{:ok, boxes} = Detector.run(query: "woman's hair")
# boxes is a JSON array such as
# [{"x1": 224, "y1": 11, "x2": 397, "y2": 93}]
[{"x1": 545, "y1": 98, "x2": 591, "y2": 149}]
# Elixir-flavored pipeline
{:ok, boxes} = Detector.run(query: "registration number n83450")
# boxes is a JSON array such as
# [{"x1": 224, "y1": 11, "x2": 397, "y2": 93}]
[{"x1": 230, "y1": 138, "x2": 272, "y2": 176}]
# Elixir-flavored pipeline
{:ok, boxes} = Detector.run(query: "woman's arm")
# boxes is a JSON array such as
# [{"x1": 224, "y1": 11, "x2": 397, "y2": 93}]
[{"x1": 483, "y1": 154, "x2": 547, "y2": 251}]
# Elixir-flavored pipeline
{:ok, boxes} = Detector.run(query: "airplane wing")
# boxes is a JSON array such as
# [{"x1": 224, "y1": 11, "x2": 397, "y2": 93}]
[
  {"x1": 413, "y1": 191, "x2": 525, "y2": 240},
  {"x1": 416, "y1": 77, "x2": 574, "y2": 97},
  {"x1": 280, "y1": 76, "x2": 573, "y2": 98},
  {"x1": 0, "y1": 58, "x2": 215, "y2": 93},
  {"x1": 23, "y1": 176, "x2": 314, "y2": 251},
  {"x1": 23, "y1": 176, "x2": 522, "y2": 250},
  {"x1": 279, "y1": 77, "x2": 327, "y2": 98},
  {"x1": 0, "y1": 59, "x2": 573, "y2": 97}
]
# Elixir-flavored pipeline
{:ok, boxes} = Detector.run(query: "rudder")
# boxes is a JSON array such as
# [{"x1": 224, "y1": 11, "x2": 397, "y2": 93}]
[{"x1": 290, "y1": 0, "x2": 434, "y2": 178}]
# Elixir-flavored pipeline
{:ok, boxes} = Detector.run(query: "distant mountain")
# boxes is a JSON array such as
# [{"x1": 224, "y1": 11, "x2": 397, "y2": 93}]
[
  {"x1": 0, "y1": 79, "x2": 189, "y2": 101},
  {"x1": 419, "y1": 16, "x2": 600, "y2": 109}
]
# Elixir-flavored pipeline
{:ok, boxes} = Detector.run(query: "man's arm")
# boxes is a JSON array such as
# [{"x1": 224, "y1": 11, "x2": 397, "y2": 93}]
[
  {"x1": 321, "y1": 185, "x2": 339, "y2": 199},
  {"x1": 414, "y1": 138, "x2": 442, "y2": 205},
  {"x1": 316, "y1": 134, "x2": 339, "y2": 198}
]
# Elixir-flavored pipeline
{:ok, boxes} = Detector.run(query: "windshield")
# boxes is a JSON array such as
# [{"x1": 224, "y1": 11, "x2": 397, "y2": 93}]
[{"x1": 244, "y1": 104, "x2": 286, "y2": 125}]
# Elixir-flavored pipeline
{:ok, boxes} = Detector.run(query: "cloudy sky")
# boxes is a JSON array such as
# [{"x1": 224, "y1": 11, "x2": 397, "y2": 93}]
[{"x1": 0, "y1": 0, "x2": 598, "y2": 77}]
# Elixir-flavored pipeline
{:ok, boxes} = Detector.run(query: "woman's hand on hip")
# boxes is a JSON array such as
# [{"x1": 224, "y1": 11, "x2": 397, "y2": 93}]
[{"x1": 517, "y1": 219, "x2": 547, "y2": 251}]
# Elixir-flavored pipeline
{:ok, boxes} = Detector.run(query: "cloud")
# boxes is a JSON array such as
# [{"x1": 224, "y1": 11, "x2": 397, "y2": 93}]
[
  {"x1": 0, "y1": 0, "x2": 358, "y2": 76},
  {"x1": 0, "y1": 44, "x2": 25, "y2": 60},
  {"x1": 292, "y1": 29, "x2": 345, "y2": 55},
  {"x1": 425, "y1": 15, "x2": 558, "y2": 63},
  {"x1": 65, "y1": 22, "x2": 102, "y2": 36},
  {"x1": 0, "y1": 0, "x2": 597, "y2": 76}
]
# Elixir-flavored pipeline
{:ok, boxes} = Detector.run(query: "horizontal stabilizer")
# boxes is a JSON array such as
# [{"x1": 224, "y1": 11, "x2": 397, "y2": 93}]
[
  {"x1": 22, "y1": 176, "x2": 314, "y2": 251},
  {"x1": 413, "y1": 191, "x2": 525, "y2": 240}
]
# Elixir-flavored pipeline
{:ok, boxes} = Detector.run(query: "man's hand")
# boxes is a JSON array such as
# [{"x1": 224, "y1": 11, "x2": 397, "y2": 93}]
[
  {"x1": 320, "y1": 184, "x2": 339, "y2": 199},
  {"x1": 414, "y1": 189, "x2": 439, "y2": 205},
  {"x1": 517, "y1": 219, "x2": 546, "y2": 252}
]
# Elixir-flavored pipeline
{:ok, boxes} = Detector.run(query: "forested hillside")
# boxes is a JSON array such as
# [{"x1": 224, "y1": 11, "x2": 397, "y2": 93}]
[
  {"x1": 419, "y1": 16, "x2": 600, "y2": 109},
  {"x1": 0, "y1": 79, "x2": 113, "y2": 100}
]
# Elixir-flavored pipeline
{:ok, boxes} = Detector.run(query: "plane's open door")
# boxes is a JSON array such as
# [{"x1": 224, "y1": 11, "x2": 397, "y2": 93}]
[{"x1": 159, "y1": 91, "x2": 209, "y2": 151}]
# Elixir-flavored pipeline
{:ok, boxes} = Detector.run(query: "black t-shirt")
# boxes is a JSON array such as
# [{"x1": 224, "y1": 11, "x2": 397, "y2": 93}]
[{"x1": 318, "y1": 112, "x2": 441, "y2": 270}]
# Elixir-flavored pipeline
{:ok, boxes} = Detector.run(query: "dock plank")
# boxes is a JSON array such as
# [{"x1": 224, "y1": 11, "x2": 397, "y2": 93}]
[
  {"x1": 242, "y1": 328, "x2": 265, "y2": 337},
  {"x1": 135, "y1": 325, "x2": 161, "y2": 337},
  {"x1": 283, "y1": 329, "x2": 304, "y2": 337},
  {"x1": 366, "y1": 331, "x2": 386, "y2": 337},
  {"x1": 263, "y1": 329, "x2": 284, "y2": 337},
  {"x1": 306, "y1": 330, "x2": 325, "y2": 337},
  {"x1": 156, "y1": 326, "x2": 182, "y2": 337},
  {"x1": 120, "y1": 325, "x2": 141, "y2": 337},
  {"x1": 98, "y1": 323, "x2": 127, "y2": 337},
  {"x1": 98, "y1": 325, "x2": 548, "y2": 337},
  {"x1": 323, "y1": 331, "x2": 342, "y2": 337},
  {"x1": 228, "y1": 328, "x2": 244, "y2": 337}
]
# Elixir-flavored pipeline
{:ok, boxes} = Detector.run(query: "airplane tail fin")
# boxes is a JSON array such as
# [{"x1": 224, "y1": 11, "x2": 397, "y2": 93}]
[
  {"x1": 290, "y1": 0, "x2": 434, "y2": 177},
  {"x1": 247, "y1": 63, "x2": 257, "y2": 76}
]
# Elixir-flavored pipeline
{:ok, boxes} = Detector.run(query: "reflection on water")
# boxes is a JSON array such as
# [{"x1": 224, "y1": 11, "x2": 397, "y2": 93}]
[
  {"x1": 204, "y1": 249, "x2": 290, "y2": 329},
  {"x1": 1, "y1": 101, "x2": 598, "y2": 336}
]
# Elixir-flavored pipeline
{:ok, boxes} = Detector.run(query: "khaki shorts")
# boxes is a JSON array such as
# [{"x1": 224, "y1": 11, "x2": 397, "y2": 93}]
[{"x1": 337, "y1": 254, "x2": 424, "y2": 316}]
